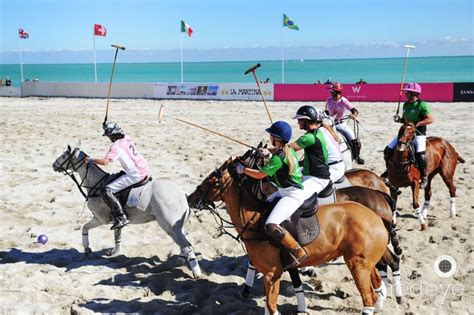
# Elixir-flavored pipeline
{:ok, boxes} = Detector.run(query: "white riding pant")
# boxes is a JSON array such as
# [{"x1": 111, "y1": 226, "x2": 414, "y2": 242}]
[
  {"x1": 265, "y1": 186, "x2": 306, "y2": 225},
  {"x1": 107, "y1": 173, "x2": 143, "y2": 193},
  {"x1": 387, "y1": 135, "x2": 426, "y2": 153},
  {"x1": 336, "y1": 122, "x2": 356, "y2": 141},
  {"x1": 329, "y1": 161, "x2": 346, "y2": 183},
  {"x1": 301, "y1": 176, "x2": 331, "y2": 200}
]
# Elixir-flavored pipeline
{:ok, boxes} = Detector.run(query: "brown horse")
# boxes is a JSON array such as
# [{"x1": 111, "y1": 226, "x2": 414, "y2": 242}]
[
  {"x1": 387, "y1": 122, "x2": 465, "y2": 230},
  {"x1": 345, "y1": 168, "x2": 390, "y2": 195},
  {"x1": 193, "y1": 156, "x2": 389, "y2": 314}
]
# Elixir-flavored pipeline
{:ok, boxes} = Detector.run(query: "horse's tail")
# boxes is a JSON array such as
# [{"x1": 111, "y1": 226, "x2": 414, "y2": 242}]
[{"x1": 380, "y1": 192, "x2": 403, "y2": 256}]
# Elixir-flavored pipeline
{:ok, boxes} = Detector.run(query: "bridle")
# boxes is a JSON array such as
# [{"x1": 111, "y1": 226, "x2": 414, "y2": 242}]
[
  {"x1": 53, "y1": 148, "x2": 108, "y2": 200},
  {"x1": 193, "y1": 153, "x2": 270, "y2": 243}
]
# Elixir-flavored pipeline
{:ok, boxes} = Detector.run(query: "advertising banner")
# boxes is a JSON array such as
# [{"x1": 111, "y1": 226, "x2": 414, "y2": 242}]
[
  {"x1": 153, "y1": 83, "x2": 221, "y2": 99},
  {"x1": 453, "y1": 83, "x2": 474, "y2": 102},
  {"x1": 218, "y1": 83, "x2": 273, "y2": 101},
  {"x1": 274, "y1": 83, "x2": 454, "y2": 102}
]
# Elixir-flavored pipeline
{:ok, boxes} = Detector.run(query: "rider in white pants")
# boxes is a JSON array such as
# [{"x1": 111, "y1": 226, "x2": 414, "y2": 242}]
[
  {"x1": 325, "y1": 82, "x2": 365, "y2": 165},
  {"x1": 290, "y1": 105, "x2": 331, "y2": 200},
  {"x1": 86, "y1": 122, "x2": 150, "y2": 230},
  {"x1": 237, "y1": 121, "x2": 308, "y2": 270}
]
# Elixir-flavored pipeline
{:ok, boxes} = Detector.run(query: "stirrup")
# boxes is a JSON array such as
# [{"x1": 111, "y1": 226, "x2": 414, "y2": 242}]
[
  {"x1": 284, "y1": 248, "x2": 308, "y2": 271},
  {"x1": 111, "y1": 217, "x2": 130, "y2": 230}
]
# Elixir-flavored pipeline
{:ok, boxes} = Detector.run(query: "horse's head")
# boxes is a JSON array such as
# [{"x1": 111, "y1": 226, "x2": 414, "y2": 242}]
[
  {"x1": 52, "y1": 141, "x2": 87, "y2": 175},
  {"x1": 188, "y1": 144, "x2": 265, "y2": 210},
  {"x1": 397, "y1": 123, "x2": 416, "y2": 152}
]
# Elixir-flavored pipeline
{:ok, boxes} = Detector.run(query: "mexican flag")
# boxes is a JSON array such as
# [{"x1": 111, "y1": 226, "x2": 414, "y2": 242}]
[{"x1": 181, "y1": 20, "x2": 193, "y2": 37}]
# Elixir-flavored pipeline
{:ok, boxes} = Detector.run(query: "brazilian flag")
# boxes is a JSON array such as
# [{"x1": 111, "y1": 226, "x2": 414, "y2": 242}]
[{"x1": 283, "y1": 14, "x2": 299, "y2": 30}]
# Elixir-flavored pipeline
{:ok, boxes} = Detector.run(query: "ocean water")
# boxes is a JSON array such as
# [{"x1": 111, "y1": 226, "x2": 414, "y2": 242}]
[{"x1": 0, "y1": 56, "x2": 472, "y2": 86}]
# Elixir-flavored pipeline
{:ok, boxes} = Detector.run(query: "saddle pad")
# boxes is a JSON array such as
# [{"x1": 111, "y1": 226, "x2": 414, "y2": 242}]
[
  {"x1": 124, "y1": 183, "x2": 153, "y2": 211},
  {"x1": 296, "y1": 215, "x2": 320, "y2": 246}
]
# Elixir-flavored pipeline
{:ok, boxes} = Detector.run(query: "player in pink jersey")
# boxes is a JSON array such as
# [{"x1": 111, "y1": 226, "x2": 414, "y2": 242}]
[
  {"x1": 325, "y1": 82, "x2": 365, "y2": 165},
  {"x1": 87, "y1": 122, "x2": 150, "y2": 230}
]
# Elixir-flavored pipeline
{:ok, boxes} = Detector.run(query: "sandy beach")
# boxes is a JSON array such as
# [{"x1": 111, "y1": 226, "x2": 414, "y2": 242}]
[{"x1": 0, "y1": 97, "x2": 472, "y2": 314}]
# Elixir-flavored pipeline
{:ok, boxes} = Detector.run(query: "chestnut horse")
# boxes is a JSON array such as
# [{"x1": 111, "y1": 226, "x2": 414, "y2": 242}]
[
  {"x1": 386, "y1": 123, "x2": 465, "y2": 230},
  {"x1": 192, "y1": 156, "x2": 389, "y2": 314}
]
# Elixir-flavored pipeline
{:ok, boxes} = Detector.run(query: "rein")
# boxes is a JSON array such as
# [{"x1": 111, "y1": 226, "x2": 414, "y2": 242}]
[{"x1": 57, "y1": 149, "x2": 108, "y2": 200}]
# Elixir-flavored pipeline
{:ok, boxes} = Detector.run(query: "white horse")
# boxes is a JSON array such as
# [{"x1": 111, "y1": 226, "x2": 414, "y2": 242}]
[{"x1": 52, "y1": 143, "x2": 202, "y2": 278}]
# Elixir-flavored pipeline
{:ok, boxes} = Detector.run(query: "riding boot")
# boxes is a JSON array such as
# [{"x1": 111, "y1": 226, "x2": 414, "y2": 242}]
[
  {"x1": 102, "y1": 187, "x2": 130, "y2": 230},
  {"x1": 381, "y1": 146, "x2": 395, "y2": 178},
  {"x1": 350, "y1": 139, "x2": 365, "y2": 165},
  {"x1": 416, "y1": 152, "x2": 428, "y2": 189},
  {"x1": 265, "y1": 223, "x2": 308, "y2": 270}
]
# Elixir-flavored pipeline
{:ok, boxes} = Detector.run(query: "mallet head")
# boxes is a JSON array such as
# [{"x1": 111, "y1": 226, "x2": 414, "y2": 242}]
[
  {"x1": 111, "y1": 44, "x2": 126, "y2": 50},
  {"x1": 403, "y1": 45, "x2": 416, "y2": 49}
]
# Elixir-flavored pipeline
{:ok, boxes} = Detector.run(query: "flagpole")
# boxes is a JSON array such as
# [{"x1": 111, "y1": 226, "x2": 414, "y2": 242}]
[
  {"x1": 93, "y1": 32, "x2": 97, "y2": 83},
  {"x1": 180, "y1": 33, "x2": 184, "y2": 83},
  {"x1": 281, "y1": 27, "x2": 285, "y2": 84},
  {"x1": 19, "y1": 37, "x2": 24, "y2": 82}
]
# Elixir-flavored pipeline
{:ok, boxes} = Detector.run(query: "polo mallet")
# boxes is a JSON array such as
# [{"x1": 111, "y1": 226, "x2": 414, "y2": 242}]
[
  {"x1": 244, "y1": 63, "x2": 273, "y2": 124},
  {"x1": 394, "y1": 45, "x2": 416, "y2": 122},
  {"x1": 103, "y1": 44, "x2": 126, "y2": 128},
  {"x1": 158, "y1": 105, "x2": 254, "y2": 148}
]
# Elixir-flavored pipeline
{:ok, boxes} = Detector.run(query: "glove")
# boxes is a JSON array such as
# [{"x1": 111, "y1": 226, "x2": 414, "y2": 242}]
[
  {"x1": 236, "y1": 162, "x2": 246, "y2": 174},
  {"x1": 258, "y1": 148, "x2": 272, "y2": 159}
]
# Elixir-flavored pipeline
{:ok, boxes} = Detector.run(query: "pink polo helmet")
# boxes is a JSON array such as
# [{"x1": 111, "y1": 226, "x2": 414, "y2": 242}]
[{"x1": 402, "y1": 82, "x2": 421, "y2": 94}]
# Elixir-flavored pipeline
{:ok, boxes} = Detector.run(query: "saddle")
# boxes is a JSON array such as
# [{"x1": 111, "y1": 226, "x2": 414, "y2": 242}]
[{"x1": 259, "y1": 182, "x2": 335, "y2": 247}]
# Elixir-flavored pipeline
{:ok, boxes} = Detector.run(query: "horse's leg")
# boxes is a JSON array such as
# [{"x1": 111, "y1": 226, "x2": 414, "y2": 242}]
[
  {"x1": 166, "y1": 215, "x2": 202, "y2": 278},
  {"x1": 346, "y1": 257, "x2": 377, "y2": 314},
  {"x1": 421, "y1": 172, "x2": 435, "y2": 220},
  {"x1": 389, "y1": 187, "x2": 399, "y2": 225},
  {"x1": 380, "y1": 247, "x2": 403, "y2": 304},
  {"x1": 263, "y1": 272, "x2": 281, "y2": 315},
  {"x1": 439, "y1": 167, "x2": 457, "y2": 217},
  {"x1": 288, "y1": 268, "x2": 306, "y2": 313},
  {"x1": 82, "y1": 216, "x2": 103, "y2": 256},
  {"x1": 371, "y1": 268, "x2": 386, "y2": 312},
  {"x1": 105, "y1": 229, "x2": 122, "y2": 257},
  {"x1": 411, "y1": 183, "x2": 426, "y2": 230}
]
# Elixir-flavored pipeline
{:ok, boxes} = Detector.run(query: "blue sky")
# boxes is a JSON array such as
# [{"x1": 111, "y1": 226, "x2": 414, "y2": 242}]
[{"x1": 1, "y1": 0, "x2": 472, "y2": 63}]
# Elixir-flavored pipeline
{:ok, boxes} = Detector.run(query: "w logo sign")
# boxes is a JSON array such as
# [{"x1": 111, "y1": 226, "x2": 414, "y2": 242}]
[{"x1": 352, "y1": 86, "x2": 362, "y2": 93}]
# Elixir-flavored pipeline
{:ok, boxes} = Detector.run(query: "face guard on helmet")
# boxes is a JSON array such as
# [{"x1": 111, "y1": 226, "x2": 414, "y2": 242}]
[
  {"x1": 293, "y1": 105, "x2": 324, "y2": 123},
  {"x1": 102, "y1": 122, "x2": 123, "y2": 136}
]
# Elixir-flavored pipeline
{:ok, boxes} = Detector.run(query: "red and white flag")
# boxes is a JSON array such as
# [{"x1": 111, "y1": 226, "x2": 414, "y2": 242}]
[
  {"x1": 18, "y1": 28, "x2": 29, "y2": 39},
  {"x1": 94, "y1": 24, "x2": 107, "y2": 36}
]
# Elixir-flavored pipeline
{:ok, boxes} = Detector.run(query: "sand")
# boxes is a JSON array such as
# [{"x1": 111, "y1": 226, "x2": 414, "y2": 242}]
[{"x1": 0, "y1": 97, "x2": 472, "y2": 314}]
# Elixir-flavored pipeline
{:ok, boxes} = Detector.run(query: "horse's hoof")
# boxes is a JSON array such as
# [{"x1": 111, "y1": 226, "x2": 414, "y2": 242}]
[
  {"x1": 105, "y1": 248, "x2": 118, "y2": 256},
  {"x1": 394, "y1": 247, "x2": 403, "y2": 256},
  {"x1": 241, "y1": 284, "x2": 251, "y2": 298},
  {"x1": 84, "y1": 248, "x2": 92, "y2": 257},
  {"x1": 420, "y1": 223, "x2": 428, "y2": 231},
  {"x1": 396, "y1": 296, "x2": 402, "y2": 304}
]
